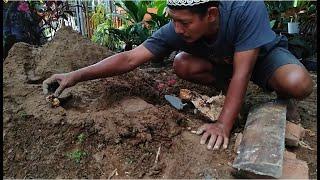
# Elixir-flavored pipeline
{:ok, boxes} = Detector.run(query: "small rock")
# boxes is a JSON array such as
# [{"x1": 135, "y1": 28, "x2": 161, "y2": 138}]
[
  {"x1": 280, "y1": 151, "x2": 309, "y2": 179},
  {"x1": 283, "y1": 150, "x2": 296, "y2": 160},
  {"x1": 193, "y1": 109, "x2": 198, "y2": 114},
  {"x1": 285, "y1": 121, "x2": 305, "y2": 147},
  {"x1": 233, "y1": 133, "x2": 243, "y2": 154},
  {"x1": 93, "y1": 152, "x2": 104, "y2": 163},
  {"x1": 305, "y1": 129, "x2": 316, "y2": 137},
  {"x1": 114, "y1": 138, "x2": 121, "y2": 144},
  {"x1": 97, "y1": 144, "x2": 104, "y2": 149}
]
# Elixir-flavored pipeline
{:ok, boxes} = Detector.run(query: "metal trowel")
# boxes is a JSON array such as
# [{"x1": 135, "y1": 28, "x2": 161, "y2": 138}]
[{"x1": 164, "y1": 95, "x2": 188, "y2": 110}]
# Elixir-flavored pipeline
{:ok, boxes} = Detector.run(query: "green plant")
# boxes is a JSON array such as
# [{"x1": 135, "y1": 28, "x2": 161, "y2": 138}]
[
  {"x1": 265, "y1": 1, "x2": 294, "y2": 14},
  {"x1": 3, "y1": 0, "x2": 74, "y2": 59},
  {"x1": 113, "y1": 0, "x2": 150, "y2": 24},
  {"x1": 67, "y1": 149, "x2": 87, "y2": 163},
  {"x1": 77, "y1": 133, "x2": 86, "y2": 144},
  {"x1": 91, "y1": 22, "x2": 123, "y2": 51},
  {"x1": 18, "y1": 110, "x2": 28, "y2": 120},
  {"x1": 146, "y1": 0, "x2": 170, "y2": 33},
  {"x1": 90, "y1": 4, "x2": 108, "y2": 32},
  {"x1": 264, "y1": 0, "x2": 317, "y2": 58},
  {"x1": 296, "y1": 3, "x2": 317, "y2": 55},
  {"x1": 106, "y1": 0, "x2": 153, "y2": 50},
  {"x1": 109, "y1": 22, "x2": 151, "y2": 48},
  {"x1": 91, "y1": 0, "x2": 169, "y2": 52},
  {"x1": 265, "y1": 0, "x2": 295, "y2": 30}
]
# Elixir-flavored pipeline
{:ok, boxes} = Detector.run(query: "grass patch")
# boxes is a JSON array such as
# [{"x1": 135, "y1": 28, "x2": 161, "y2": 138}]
[
  {"x1": 17, "y1": 110, "x2": 29, "y2": 120},
  {"x1": 77, "y1": 133, "x2": 86, "y2": 144},
  {"x1": 67, "y1": 149, "x2": 87, "y2": 163}
]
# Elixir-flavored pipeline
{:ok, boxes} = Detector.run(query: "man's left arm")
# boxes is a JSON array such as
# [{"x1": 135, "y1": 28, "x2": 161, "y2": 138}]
[
  {"x1": 197, "y1": 48, "x2": 259, "y2": 150},
  {"x1": 219, "y1": 48, "x2": 259, "y2": 132}
]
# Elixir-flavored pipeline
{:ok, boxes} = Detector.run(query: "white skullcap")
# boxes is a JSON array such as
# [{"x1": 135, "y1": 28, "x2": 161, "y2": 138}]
[{"x1": 167, "y1": 0, "x2": 211, "y2": 6}]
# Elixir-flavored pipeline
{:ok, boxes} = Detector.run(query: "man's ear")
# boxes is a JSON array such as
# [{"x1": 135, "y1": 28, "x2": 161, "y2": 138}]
[{"x1": 207, "y1": 7, "x2": 219, "y2": 22}]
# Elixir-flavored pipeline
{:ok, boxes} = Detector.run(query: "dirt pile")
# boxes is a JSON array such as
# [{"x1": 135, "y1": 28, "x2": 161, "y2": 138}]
[
  {"x1": 3, "y1": 26, "x2": 233, "y2": 179},
  {"x1": 3, "y1": 26, "x2": 317, "y2": 179}
]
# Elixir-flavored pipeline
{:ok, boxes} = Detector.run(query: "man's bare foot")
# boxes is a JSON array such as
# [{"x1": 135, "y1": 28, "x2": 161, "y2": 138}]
[{"x1": 285, "y1": 99, "x2": 301, "y2": 124}]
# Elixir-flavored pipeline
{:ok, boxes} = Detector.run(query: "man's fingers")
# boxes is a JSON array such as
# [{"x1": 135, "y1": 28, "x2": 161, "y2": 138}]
[
  {"x1": 223, "y1": 137, "x2": 229, "y2": 149},
  {"x1": 207, "y1": 134, "x2": 217, "y2": 150},
  {"x1": 200, "y1": 132, "x2": 210, "y2": 145},
  {"x1": 54, "y1": 84, "x2": 65, "y2": 97},
  {"x1": 43, "y1": 79, "x2": 52, "y2": 95},
  {"x1": 196, "y1": 124, "x2": 207, "y2": 135},
  {"x1": 43, "y1": 83, "x2": 49, "y2": 95},
  {"x1": 42, "y1": 77, "x2": 56, "y2": 95},
  {"x1": 213, "y1": 135, "x2": 223, "y2": 150}
]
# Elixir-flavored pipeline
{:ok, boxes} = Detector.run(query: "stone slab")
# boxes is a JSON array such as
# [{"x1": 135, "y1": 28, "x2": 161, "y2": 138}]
[{"x1": 233, "y1": 101, "x2": 287, "y2": 178}]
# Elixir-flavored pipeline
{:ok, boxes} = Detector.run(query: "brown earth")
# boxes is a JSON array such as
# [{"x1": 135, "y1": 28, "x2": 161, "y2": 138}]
[{"x1": 3, "y1": 27, "x2": 317, "y2": 179}]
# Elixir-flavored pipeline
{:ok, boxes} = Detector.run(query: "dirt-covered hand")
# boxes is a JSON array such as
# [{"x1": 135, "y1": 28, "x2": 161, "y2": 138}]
[
  {"x1": 196, "y1": 122, "x2": 230, "y2": 150},
  {"x1": 42, "y1": 73, "x2": 77, "y2": 97}
]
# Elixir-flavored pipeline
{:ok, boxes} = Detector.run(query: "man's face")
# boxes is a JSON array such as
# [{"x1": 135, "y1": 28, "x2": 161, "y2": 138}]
[{"x1": 167, "y1": 8, "x2": 211, "y2": 43}]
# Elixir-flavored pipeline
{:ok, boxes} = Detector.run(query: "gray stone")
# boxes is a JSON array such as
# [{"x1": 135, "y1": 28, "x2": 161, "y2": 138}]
[{"x1": 233, "y1": 101, "x2": 287, "y2": 178}]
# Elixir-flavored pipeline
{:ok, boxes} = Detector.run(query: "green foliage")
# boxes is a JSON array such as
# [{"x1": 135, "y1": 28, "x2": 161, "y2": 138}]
[
  {"x1": 145, "y1": 0, "x2": 170, "y2": 32},
  {"x1": 270, "y1": 20, "x2": 276, "y2": 28},
  {"x1": 77, "y1": 133, "x2": 86, "y2": 144},
  {"x1": 3, "y1": 1, "x2": 74, "y2": 58},
  {"x1": 91, "y1": 0, "x2": 169, "y2": 51},
  {"x1": 98, "y1": 0, "x2": 153, "y2": 50},
  {"x1": 264, "y1": 0, "x2": 317, "y2": 58},
  {"x1": 114, "y1": 0, "x2": 150, "y2": 23},
  {"x1": 147, "y1": 1, "x2": 170, "y2": 31},
  {"x1": 265, "y1": 1, "x2": 295, "y2": 14},
  {"x1": 18, "y1": 110, "x2": 28, "y2": 120},
  {"x1": 67, "y1": 149, "x2": 87, "y2": 163},
  {"x1": 90, "y1": 4, "x2": 108, "y2": 32},
  {"x1": 151, "y1": 0, "x2": 167, "y2": 17},
  {"x1": 91, "y1": 22, "x2": 123, "y2": 51}
]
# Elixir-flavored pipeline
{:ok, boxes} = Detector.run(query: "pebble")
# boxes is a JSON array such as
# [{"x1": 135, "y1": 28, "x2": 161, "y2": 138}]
[
  {"x1": 187, "y1": 127, "x2": 191, "y2": 130},
  {"x1": 193, "y1": 109, "x2": 198, "y2": 114}
]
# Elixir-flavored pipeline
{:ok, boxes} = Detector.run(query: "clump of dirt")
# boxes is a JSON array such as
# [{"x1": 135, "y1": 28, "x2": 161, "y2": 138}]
[{"x1": 3, "y1": 26, "x2": 317, "y2": 179}]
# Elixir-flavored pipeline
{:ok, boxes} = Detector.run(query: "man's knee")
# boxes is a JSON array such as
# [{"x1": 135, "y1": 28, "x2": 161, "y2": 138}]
[
  {"x1": 286, "y1": 74, "x2": 313, "y2": 99},
  {"x1": 270, "y1": 65, "x2": 314, "y2": 99},
  {"x1": 173, "y1": 52, "x2": 192, "y2": 78}
]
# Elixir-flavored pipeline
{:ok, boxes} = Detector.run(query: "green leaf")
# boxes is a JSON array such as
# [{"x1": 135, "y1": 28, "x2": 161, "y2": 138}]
[{"x1": 270, "y1": 20, "x2": 276, "y2": 28}]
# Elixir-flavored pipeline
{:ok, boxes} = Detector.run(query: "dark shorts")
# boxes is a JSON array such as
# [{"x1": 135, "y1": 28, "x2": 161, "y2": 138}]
[{"x1": 213, "y1": 45, "x2": 304, "y2": 92}]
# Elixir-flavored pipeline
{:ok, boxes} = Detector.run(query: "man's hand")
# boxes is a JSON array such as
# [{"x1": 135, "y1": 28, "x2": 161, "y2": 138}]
[
  {"x1": 195, "y1": 121, "x2": 231, "y2": 150},
  {"x1": 42, "y1": 73, "x2": 77, "y2": 97}
]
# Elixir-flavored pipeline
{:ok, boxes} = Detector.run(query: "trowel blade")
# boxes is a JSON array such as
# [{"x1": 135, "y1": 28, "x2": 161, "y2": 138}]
[{"x1": 164, "y1": 95, "x2": 186, "y2": 110}]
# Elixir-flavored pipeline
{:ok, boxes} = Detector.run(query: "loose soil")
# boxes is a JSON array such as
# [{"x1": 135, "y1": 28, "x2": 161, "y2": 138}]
[{"x1": 3, "y1": 27, "x2": 317, "y2": 179}]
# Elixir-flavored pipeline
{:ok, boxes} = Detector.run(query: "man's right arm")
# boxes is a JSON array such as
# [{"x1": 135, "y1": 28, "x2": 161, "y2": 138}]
[
  {"x1": 72, "y1": 44, "x2": 155, "y2": 82},
  {"x1": 43, "y1": 44, "x2": 155, "y2": 96}
]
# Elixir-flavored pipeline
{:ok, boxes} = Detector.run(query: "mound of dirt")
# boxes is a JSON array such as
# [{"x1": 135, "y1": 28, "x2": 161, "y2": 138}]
[
  {"x1": 4, "y1": 27, "x2": 114, "y2": 85},
  {"x1": 3, "y1": 26, "x2": 317, "y2": 179}
]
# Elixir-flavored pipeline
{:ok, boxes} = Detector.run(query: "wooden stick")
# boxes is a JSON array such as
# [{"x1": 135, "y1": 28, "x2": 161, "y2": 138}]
[
  {"x1": 108, "y1": 168, "x2": 118, "y2": 179},
  {"x1": 154, "y1": 146, "x2": 161, "y2": 164}
]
